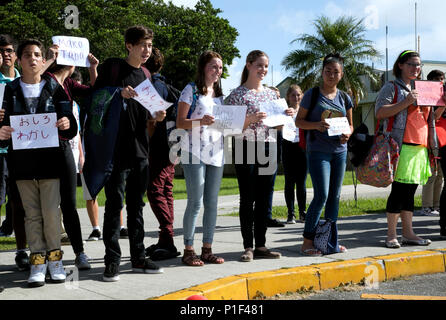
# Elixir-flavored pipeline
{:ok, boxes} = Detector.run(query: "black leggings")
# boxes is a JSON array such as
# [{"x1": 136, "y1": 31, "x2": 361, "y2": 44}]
[
  {"x1": 282, "y1": 140, "x2": 307, "y2": 215},
  {"x1": 60, "y1": 143, "x2": 84, "y2": 254},
  {"x1": 439, "y1": 146, "x2": 446, "y2": 230},
  {"x1": 386, "y1": 181, "x2": 418, "y2": 213}
]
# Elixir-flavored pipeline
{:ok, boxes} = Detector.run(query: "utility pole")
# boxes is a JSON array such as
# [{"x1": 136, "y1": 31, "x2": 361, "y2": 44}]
[
  {"x1": 415, "y1": 1, "x2": 418, "y2": 51},
  {"x1": 386, "y1": 25, "x2": 388, "y2": 82}
]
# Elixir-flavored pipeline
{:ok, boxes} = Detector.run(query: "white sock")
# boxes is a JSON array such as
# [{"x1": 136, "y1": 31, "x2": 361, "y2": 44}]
[{"x1": 93, "y1": 226, "x2": 100, "y2": 231}]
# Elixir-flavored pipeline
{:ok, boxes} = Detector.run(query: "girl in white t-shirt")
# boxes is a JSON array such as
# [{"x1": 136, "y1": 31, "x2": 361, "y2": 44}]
[{"x1": 176, "y1": 51, "x2": 225, "y2": 266}]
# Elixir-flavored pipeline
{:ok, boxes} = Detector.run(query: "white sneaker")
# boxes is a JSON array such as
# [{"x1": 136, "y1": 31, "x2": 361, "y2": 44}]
[
  {"x1": 48, "y1": 260, "x2": 66, "y2": 283},
  {"x1": 47, "y1": 250, "x2": 66, "y2": 283},
  {"x1": 28, "y1": 262, "x2": 47, "y2": 288},
  {"x1": 431, "y1": 207, "x2": 440, "y2": 215},
  {"x1": 420, "y1": 207, "x2": 435, "y2": 216}
]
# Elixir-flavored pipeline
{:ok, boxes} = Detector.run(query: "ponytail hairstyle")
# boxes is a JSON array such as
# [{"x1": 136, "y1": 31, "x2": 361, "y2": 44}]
[
  {"x1": 240, "y1": 50, "x2": 269, "y2": 85},
  {"x1": 195, "y1": 50, "x2": 223, "y2": 97},
  {"x1": 393, "y1": 50, "x2": 421, "y2": 79}
]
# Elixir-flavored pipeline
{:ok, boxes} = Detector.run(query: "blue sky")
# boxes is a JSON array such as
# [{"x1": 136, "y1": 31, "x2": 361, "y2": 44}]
[{"x1": 169, "y1": 0, "x2": 446, "y2": 95}]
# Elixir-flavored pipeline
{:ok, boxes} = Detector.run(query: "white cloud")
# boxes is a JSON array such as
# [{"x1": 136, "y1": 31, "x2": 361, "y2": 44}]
[
  {"x1": 274, "y1": 10, "x2": 313, "y2": 36},
  {"x1": 164, "y1": 0, "x2": 198, "y2": 8}
]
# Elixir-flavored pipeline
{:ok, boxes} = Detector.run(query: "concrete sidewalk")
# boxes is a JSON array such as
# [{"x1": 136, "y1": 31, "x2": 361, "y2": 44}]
[{"x1": 0, "y1": 183, "x2": 442, "y2": 300}]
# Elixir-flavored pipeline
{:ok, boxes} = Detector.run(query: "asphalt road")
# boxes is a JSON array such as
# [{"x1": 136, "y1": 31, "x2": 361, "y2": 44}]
[{"x1": 268, "y1": 272, "x2": 446, "y2": 300}]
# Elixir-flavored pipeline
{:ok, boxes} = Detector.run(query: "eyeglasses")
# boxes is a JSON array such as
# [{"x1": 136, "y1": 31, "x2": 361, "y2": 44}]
[
  {"x1": 405, "y1": 62, "x2": 422, "y2": 68},
  {"x1": 0, "y1": 48, "x2": 14, "y2": 54}
]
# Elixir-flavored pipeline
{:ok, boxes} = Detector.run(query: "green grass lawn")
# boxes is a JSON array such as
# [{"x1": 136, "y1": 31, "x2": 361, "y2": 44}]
[
  {"x1": 227, "y1": 195, "x2": 423, "y2": 219},
  {"x1": 0, "y1": 171, "x2": 357, "y2": 214}
]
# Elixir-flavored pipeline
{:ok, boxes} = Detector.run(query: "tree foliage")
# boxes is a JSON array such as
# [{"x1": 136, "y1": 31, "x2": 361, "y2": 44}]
[
  {"x1": 0, "y1": 0, "x2": 240, "y2": 89},
  {"x1": 281, "y1": 15, "x2": 382, "y2": 104}
]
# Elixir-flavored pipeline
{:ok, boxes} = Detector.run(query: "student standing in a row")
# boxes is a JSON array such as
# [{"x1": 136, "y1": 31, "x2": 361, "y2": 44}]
[
  {"x1": 0, "y1": 39, "x2": 78, "y2": 287},
  {"x1": 296, "y1": 53, "x2": 352, "y2": 256},
  {"x1": 227, "y1": 50, "x2": 293, "y2": 262},
  {"x1": 92, "y1": 26, "x2": 166, "y2": 282},
  {"x1": 176, "y1": 51, "x2": 225, "y2": 266}
]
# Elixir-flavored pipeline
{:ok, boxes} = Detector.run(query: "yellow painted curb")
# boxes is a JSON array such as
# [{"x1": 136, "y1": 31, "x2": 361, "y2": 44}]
[
  {"x1": 151, "y1": 249, "x2": 446, "y2": 300},
  {"x1": 242, "y1": 266, "x2": 320, "y2": 299},
  {"x1": 374, "y1": 250, "x2": 445, "y2": 280},
  {"x1": 315, "y1": 258, "x2": 385, "y2": 290},
  {"x1": 188, "y1": 276, "x2": 248, "y2": 300}
]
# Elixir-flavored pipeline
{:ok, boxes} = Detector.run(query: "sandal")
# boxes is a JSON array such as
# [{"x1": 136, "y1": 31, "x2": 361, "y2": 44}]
[
  {"x1": 240, "y1": 248, "x2": 254, "y2": 262},
  {"x1": 254, "y1": 248, "x2": 281, "y2": 259},
  {"x1": 200, "y1": 247, "x2": 224, "y2": 264},
  {"x1": 181, "y1": 249, "x2": 204, "y2": 267},
  {"x1": 300, "y1": 248, "x2": 322, "y2": 257},
  {"x1": 339, "y1": 245, "x2": 348, "y2": 253},
  {"x1": 385, "y1": 239, "x2": 401, "y2": 249}
]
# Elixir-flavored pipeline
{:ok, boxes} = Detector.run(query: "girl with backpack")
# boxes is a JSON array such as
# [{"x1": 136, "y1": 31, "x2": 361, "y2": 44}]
[
  {"x1": 376, "y1": 50, "x2": 443, "y2": 248},
  {"x1": 176, "y1": 51, "x2": 225, "y2": 266},
  {"x1": 295, "y1": 53, "x2": 353, "y2": 256}
]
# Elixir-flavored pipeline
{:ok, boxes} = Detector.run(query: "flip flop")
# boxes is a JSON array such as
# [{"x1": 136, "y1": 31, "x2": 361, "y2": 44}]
[{"x1": 300, "y1": 248, "x2": 322, "y2": 257}]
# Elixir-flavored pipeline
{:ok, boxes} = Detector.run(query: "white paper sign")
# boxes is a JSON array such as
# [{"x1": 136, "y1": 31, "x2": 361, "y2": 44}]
[
  {"x1": 10, "y1": 113, "x2": 59, "y2": 150},
  {"x1": 208, "y1": 105, "x2": 247, "y2": 133},
  {"x1": 282, "y1": 116, "x2": 299, "y2": 143},
  {"x1": 52, "y1": 36, "x2": 90, "y2": 67},
  {"x1": 259, "y1": 98, "x2": 290, "y2": 127},
  {"x1": 132, "y1": 79, "x2": 173, "y2": 115},
  {"x1": 325, "y1": 117, "x2": 351, "y2": 136},
  {"x1": 0, "y1": 83, "x2": 5, "y2": 109}
]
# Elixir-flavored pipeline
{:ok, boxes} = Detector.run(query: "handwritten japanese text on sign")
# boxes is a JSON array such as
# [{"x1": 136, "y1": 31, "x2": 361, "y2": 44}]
[
  {"x1": 208, "y1": 105, "x2": 247, "y2": 133},
  {"x1": 10, "y1": 113, "x2": 59, "y2": 150},
  {"x1": 325, "y1": 117, "x2": 351, "y2": 136},
  {"x1": 132, "y1": 79, "x2": 173, "y2": 115},
  {"x1": 415, "y1": 80, "x2": 445, "y2": 106},
  {"x1": 52, "y1": 36, "x2": 90, "y2": 68},
  {"x1": 258, "y1": 98, "x2": 290, "y2": 127}
]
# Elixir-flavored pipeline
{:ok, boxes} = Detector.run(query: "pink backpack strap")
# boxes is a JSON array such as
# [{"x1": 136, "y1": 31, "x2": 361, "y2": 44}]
[{"x1": 375, "y1": 81, "x2": 398, "y2": 135}]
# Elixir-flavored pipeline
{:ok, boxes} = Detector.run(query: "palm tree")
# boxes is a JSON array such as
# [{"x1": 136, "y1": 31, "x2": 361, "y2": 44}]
[{"x1": 282, "y1": 15, "x2": 382, "y2": 105}]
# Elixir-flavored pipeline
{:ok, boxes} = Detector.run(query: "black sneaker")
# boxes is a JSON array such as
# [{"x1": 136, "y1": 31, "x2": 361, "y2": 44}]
[
  {"x1": 299, "y1": 211, "x2": 306, "y2": 222},
  {"x1": 132, "y1": 258, "x2": 164, "y2": 274},
  {"x1": 266, "y1": 219, "x2": 285, "y2": 228},
  {"x1": 0, "y1": 227, "x2": 12, "y2": 237},
  {"x1": 103, "y1": 262, "x2": 120, "y2": 282},
  {"x1": 87, "y1": 229, "x2": 102, "y2": 241},
  {"x1": 15, "y1": 251, "x2": 30, "y2": 271},
  {"x1": 119, "y1": 228, "x2": 129, "y2": 239},
  {"x1": 146, "y1": 244, "x2": 181, "y2": 261}
]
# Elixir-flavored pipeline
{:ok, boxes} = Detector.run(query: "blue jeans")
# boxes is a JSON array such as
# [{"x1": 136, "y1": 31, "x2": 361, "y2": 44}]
[
  {"x1": 303, "y1": 151, "x2": 347, "y2": 240},
  {"x1": 182, "y1": 153, "x2": 224, "y2": 247}
]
